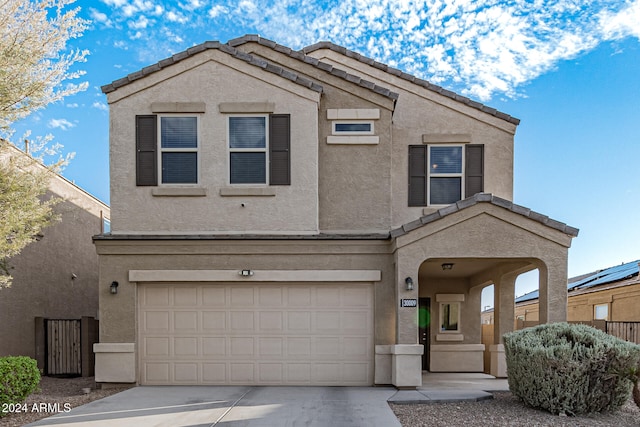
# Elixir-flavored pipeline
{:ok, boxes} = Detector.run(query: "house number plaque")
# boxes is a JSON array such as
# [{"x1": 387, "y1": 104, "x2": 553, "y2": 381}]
[{"x1": 400, "y1": 299, "x2": 417, "y2": 307}]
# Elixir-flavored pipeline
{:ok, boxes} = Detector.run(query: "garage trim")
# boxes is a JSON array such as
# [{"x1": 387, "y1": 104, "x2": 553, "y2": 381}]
[{"x1": 129, "y1": 269, "x2": 381, "y2": 283}]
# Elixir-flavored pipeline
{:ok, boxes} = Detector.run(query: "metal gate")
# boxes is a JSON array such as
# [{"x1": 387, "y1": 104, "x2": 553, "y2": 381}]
[{"x1": 45, "y1": 319, "x2": 81, "y2": 376}]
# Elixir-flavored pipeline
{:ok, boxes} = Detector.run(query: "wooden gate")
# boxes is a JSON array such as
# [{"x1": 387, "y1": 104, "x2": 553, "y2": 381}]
[
  {"x1": 45, "y1": 319, "x2": 81, "y2": 376},
  {"x1": 606, "y1": 321, "x2": 640, "y2": 344}
]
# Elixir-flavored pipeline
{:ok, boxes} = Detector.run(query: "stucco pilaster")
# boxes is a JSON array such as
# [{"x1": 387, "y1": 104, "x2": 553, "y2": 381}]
[
  {"x1": 395, "y1": 251, "x2": 421, "y2": 344},
  {"x1": 493, "y1": 273, "x2": 516, "y2": 344},
  {"x1": 538, "y1": 256, "x2": 568, "y2": 324}
]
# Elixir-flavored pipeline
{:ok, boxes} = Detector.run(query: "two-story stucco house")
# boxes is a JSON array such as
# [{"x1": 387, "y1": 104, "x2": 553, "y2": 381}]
[{"x1": 94, "y1": 35, "x2": 578, "y2": 388}]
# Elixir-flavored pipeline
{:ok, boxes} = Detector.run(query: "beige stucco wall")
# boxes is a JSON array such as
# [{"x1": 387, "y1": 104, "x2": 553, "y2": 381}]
[
  {"x1": 305, "y1": 49, "x2": 517, "y2": 229},
  {"x1": 235, "y1": 42, "x2": 396, "y2": 234},
  {"x1": 0, "y1": 173, "x2": 108, "y2": 358},
  {"x1": 516, "y1": 280, "x2": 640, "y2": 324},
  {"x1": 107, "y1": 50, "x2": 321, "y2": 235}
]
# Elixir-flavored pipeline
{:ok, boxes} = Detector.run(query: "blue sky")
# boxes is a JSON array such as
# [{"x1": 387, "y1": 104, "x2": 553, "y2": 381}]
[{"x1": 11, "y1": 0, "x2": 640, "y2": 302}]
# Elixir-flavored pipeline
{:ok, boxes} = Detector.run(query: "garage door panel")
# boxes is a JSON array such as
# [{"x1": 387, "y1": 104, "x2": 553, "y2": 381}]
[
  {"x1": 202, "y1": 287, "x2": 226, "y2": 306},
  {"x1": 139, "y1": 283, "x2": 373, "y2": 385},
  {"x1": 230, "y1": 311, "x2": 255, "y2": 330},
  {"x1": 174, "y1": 311, "x2": 198, "y2": 330},
  {"x1": 202, "y1": 337, "x2": 225, "y2": 356},
  {"x1": 202, "y1": 311, "x2": 226, "y2": 330},
  {"x1": 174, "y1": 287, "x2": 198, "y2": 306}
]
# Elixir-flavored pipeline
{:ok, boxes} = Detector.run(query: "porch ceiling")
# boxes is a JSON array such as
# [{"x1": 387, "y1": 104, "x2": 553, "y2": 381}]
[{"x1": 418, "y1": 258, "x2": 533, "y2": 280}]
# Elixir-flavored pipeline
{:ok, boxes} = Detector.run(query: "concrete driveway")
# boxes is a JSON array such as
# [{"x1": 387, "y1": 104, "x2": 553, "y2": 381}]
[{"x1": 27, "y1": 386, "x2": 401, "y2": 427}]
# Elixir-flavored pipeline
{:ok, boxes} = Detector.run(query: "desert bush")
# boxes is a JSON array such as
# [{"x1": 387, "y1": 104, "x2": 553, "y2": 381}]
[
  {"x1": 504, "y1": 322, "x2": 640, "y2": 416},
  {"x1": 0, "y1": 356, "x2": 41, "y2": 417}
]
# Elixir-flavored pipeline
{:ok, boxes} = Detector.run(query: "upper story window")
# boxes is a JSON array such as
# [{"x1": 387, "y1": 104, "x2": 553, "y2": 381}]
[
  {"x1": 429, "y1": 145, "x2": 463, "y2": 205},
  {"x1": 135, "y1": 114, "x2": 199, "y2": 186},
  {"x1": 227, "y1": 114, "x2": 291, "y2": 186},
  {"x1": 160, "y1": 116, "x2": 198, "y2": 184},
  {"x1": 229, "y1": 116, "x2": 267, "y2": 184},
  {"x1": 408, "y1": 143, "x2": 484, "y2": 206},
  {"x1": 135, "y1": 112, "x2": 290, "y2": 188}
]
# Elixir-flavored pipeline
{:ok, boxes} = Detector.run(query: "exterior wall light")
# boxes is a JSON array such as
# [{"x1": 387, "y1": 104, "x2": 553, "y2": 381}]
[
  {"x1": 239, "y1": 269, "x2": 254, "y2": 277},
  {"x1": 405, "y1": 277, "x2": 414, "y2": 291},
  {"x1": 441, "y1": 263, "x2": 454, "y2": 271},
  {"x1": 110, "y1": 281, "x2": 119, "y2": 294}
]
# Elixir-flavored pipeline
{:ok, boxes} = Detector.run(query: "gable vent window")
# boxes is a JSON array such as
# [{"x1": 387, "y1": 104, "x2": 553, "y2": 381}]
[
  {"x1": 332, "y1": 121, "x2": 373, "y2": 135},
  {"x1": 408, "y1": 143, "x2": 484, "y2": 206},
  {"x1": 228, "y1": 114, "x2": 290, "y2": 186}
]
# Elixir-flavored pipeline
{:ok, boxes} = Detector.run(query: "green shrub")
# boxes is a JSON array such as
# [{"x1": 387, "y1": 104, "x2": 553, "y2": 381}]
[
  {"x1": 0, "y1": 356, "x2": 41, "y2": 417},
  {"x1": 504, "y1": 322, "x2": 640, "y2": 416}
]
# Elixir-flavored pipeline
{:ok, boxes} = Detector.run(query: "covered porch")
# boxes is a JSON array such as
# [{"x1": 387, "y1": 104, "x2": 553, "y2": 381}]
[{"x1": 385, "y1": 194, "x2": 578, "y2": 387}]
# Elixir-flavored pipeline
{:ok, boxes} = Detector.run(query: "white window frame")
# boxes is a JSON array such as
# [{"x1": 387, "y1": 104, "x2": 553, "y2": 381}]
[
  {"x1": 227, "y1": 114, "x2": 269, "y2": 185},
  {"x1": 157, "y1": 114, "x2": 200, "y2": 185},
  {"x1": 331, "y1": 120, "x2": 374, "y2": 136},
  {"x1": 427, "y1": 144, "x2": 465, "y2": 206},
  {"x1": 439, "y1": 302, "x2": 461, "y2": 333},
  {"x1": 594, "y1": 303, "x2": 609, "y2": 320}
]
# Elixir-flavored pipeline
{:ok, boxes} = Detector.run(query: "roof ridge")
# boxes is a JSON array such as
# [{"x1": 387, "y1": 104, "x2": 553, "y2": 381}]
[
  {"x1": 227, "y1": 34, "x2": 399, "y2": 102},
  {"x1": 302, "y1": 41, "x2": 520, "y2": 125},
  {"x1": 390, "y1": 193, "x2": 579, "y2": 238},
  {"x1": 101, "y1": 40, "x2": 323, "y2": 94}
]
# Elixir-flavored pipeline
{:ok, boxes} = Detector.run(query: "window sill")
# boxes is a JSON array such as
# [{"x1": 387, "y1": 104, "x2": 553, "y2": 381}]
[
  {"x1": 326, "y1": 136, "x2": 379, "y2": 145},
  {"x1": 152, "y1": 187, "x2": 207, "y2": 197},
  {"x1": 436, "y1": 334, "x2": 464, "y2": 342},
  {"x1": 219, "y1": 187, "x2": 276, "y2": 197}
]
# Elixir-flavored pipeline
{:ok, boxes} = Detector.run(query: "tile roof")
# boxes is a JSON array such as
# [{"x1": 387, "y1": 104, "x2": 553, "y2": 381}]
[
  {"x1": 515, "y1": 259, "x2": 640, "y2": 303},
  {"x1": 390, "y1": 193, "x2": 579, "y2": 239},
  {"x1": 101, "y1": 41, "x2": 324, "y2": 94},
  {"x1": 227, "y1": 35, "x2": 399, "y2": 102},
  {"x1": 302, "y1": 41, "x2": 520, "y2": 125}
]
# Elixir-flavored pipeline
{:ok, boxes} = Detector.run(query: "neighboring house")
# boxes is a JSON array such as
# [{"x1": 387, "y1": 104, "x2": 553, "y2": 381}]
[
  {"x1": 513, "y1": 260, "x2": 640, "y2": 325},
  {"x1": 0, "y1": 142, "x2": 109, "y2": 375},
  {"x1": 94, "y1": 35, "x2": 578, "y2": 388}
]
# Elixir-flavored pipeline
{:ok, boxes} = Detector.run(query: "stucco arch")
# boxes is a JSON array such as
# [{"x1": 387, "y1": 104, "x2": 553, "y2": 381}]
[{"x1": 390, "y1": 196, "x2": 576, "y2": 377}]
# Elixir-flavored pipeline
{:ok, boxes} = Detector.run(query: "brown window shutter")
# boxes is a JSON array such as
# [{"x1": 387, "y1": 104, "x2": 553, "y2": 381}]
[
  {"x1": 269, "y1": 114, "x2": 290, "y2": 185},
  {"x1": 136, "y1": 115, "x2": 157, "y2": 186},
  {"x1": 465, "y1": 144, "x2": 484, "y2": 197},
  {"x1": 408, "y1": 145, "x2": 427, "y2": 206}
]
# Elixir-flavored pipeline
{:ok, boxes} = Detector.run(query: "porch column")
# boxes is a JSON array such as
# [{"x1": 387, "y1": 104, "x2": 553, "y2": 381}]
[
  {"x1": 389, "y1": 254, "x2": 423, "y2": 388},
  {"x1": 538, "y1": 258, "x2": 568, "y2": 324},
  {"x1": 490, "y1": 273, "x2": 516, "y2": 377}
]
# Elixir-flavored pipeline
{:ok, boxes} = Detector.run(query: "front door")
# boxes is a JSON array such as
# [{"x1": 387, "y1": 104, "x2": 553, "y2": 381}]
[{"x1": 419, "y1": 297, "x2": 430, "y2": 371}]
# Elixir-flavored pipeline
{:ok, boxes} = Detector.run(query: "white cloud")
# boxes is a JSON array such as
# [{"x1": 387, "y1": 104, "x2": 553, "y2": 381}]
[
  {"x1": 208, "y1": 5, "x2": 227, "y2": 18},
  {"x1": 128, "y1": 15, "x2": 150, "y2": 29},
  {"x1": 66, "y1": 103, "x2": 79, "y2": 108},
  {"x1": 48, "y1": 119, "x2": 75, "y2": 130},
  {"x1": 92, "y1": 102, "x2": 109, "y2": 112},
  {"x1": 96, "y1": 0, "x2": 640, "y2": 101},
  {"x1": 90, "y1": 8, "x2": 112, "y2": 26}
]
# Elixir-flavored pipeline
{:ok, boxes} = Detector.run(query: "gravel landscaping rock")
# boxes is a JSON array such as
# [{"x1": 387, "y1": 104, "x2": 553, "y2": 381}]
[
  {"x1": 391, "y1": 391, "x2": 640, "y2": 426},
  {"x1": 0, "y1": 376, "x2": 131, "y2": 427}
]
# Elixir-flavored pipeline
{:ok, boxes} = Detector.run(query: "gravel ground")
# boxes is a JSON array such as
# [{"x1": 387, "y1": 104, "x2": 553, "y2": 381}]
[
  {"x1": 391, "y1": 392, "x2": 640, "y2": 426},
  {"x1": 0, "y1": 376, "x2": 131, "y2": 427},
  {"x1": 2, "y1": 378, "x2": 638, "y2": 426}
]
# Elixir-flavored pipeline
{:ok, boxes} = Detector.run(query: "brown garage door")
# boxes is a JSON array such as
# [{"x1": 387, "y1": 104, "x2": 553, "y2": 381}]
[{"x1": 138, "y1": 283, "x2": 374, "y2": 385}]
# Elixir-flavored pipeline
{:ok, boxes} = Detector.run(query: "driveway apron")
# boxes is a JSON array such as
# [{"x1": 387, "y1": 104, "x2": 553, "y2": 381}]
[{"x1": 26, "y1": 386, "x2": 401, "y2": 427}]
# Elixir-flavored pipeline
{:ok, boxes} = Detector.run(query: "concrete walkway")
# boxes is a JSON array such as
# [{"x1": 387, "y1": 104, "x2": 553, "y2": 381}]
[
  {"x1": 27, "y1": 386, "x2": 402, "y2": 427},
  {"x1": 389, "y1": 372, "x2": 510, "y2": 404},
  {"x1": 27, "y1": 373, "x2": 508, "y2": 426}
]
